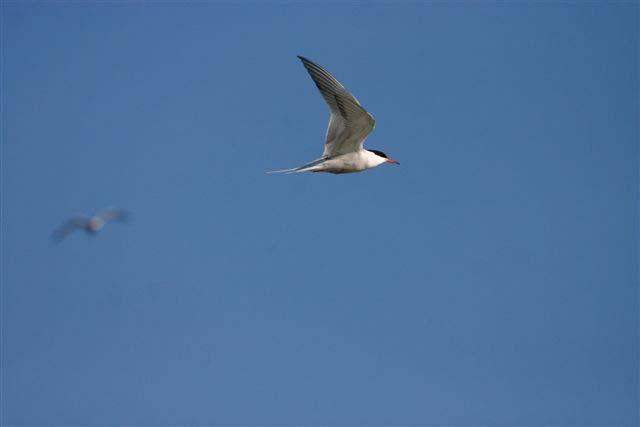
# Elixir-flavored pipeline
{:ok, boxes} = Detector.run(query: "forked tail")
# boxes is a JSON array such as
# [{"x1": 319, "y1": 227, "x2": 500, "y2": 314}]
[{"x1": 266, "y1": 157, "x2": 327, "y2": 174}]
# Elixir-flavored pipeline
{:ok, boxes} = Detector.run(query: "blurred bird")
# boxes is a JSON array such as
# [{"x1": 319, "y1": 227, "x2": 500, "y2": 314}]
[
  {"x1": 268, "y1": 56, "x2": 399, "y2": 174},
  {"x1": 51, "y1": 207, "x2": 130, "y2": 243}
]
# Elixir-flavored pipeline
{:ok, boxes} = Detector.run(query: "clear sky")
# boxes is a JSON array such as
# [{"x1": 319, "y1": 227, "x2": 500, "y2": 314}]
[{"x1": 2, "y1": 1, "x2": 638, "y2": 425}]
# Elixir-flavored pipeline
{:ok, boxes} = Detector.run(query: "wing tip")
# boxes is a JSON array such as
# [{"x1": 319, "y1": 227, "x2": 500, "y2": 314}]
[{"x1": 297, "y1": 55, "x2": 314, "y2": 66}]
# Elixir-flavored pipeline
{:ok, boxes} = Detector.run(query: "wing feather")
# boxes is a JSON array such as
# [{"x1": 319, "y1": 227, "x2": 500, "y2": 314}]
[
  {"x1": 51, "y1": 215, "x2": 89, "y2": 243},
  {"x1": 98, "y1": 207, "x2": 130, "y2": 223},
  {"x1": 298, "y1": 56, "x2": 375, "y2": 157}
]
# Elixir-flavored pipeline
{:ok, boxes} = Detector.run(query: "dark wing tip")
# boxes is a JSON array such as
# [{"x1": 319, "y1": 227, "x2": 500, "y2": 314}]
[{"x1": 297, "y1": 55, "x2": 316, "y2": 67}]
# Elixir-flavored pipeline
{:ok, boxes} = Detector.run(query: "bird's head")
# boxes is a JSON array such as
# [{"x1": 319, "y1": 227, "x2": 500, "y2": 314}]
[{"x1": 369, "y1": 149, "x2": 399, "y2": 165}]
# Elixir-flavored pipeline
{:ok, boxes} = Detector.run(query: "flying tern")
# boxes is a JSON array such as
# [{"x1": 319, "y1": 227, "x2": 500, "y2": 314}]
[
  {"x1": 51, "y1": 207, "x2": 130, "y2": 243},
  {"x1": 269, "y1": 56, "x2": 399, "y2": 174}
]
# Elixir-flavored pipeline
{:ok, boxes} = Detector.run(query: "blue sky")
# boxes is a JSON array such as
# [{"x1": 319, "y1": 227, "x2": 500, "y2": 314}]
[{"x1": 2, "y1": 2, "x2": 638, "y2": 425}]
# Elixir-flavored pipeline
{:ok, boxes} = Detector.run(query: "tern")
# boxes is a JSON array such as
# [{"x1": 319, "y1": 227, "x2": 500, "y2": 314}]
[
  {"x1": 51, "y1": 207, "x2": 130, "y2": 243},
  {"x1": 269, "y1": 56, "x2": 399, "y2": 174}
]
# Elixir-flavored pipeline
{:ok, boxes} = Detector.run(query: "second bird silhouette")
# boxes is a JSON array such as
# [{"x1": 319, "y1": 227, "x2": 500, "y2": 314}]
[{"x1": 51, "y1": 207, "x2": 130, "y2": 244}]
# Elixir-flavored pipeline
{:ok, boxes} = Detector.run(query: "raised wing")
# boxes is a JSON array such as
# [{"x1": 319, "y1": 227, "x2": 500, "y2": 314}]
[
  {"x1": 98, "y1": 207, "x2": 130, "y2": 223},
  {"x1": 298, "y1": 56, "x2": 375, "y2": 157},
  {"x1": 51, "y1": 215, "x2": 90, "y2": 243}
]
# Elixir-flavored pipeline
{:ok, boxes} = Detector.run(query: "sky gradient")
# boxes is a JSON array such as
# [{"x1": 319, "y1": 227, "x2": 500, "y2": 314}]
[{"x1": 2, "y1": 2, "x2": 638, "y2": 425}]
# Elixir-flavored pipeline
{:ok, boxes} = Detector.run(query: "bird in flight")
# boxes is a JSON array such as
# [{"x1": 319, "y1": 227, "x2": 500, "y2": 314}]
[
  {"x1": 51, "y1": 207, "x2": 130, "y2": 243},
  {"x1": 269, "y1": 56, "x2": 399, "y2": 174}
]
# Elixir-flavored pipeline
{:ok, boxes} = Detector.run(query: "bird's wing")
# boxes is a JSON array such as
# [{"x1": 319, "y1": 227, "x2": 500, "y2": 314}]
[
  {"x1": 98, "y1": 207, "x2": 130, "y2": 223},
  {"x1": 298, "y1": 56, "x2": 375, "y2": 157},
  {"x1": 51, "y1": 215, "x2": 89, "y2": 243}
]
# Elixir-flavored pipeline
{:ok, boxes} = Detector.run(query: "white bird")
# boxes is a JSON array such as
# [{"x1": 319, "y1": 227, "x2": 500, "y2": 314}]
[
  {"x1": 51, "y1": 207, "x2": 130, "y2": 243},
  {"x1": 269, "y1": 56, "x2": 399, "y2": 174}
]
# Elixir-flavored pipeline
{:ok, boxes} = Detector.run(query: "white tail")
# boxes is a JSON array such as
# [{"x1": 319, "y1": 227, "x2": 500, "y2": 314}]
[
  {"x1": 266, "y1": 157, "x2": 327, "y2": 174},
  {"x1": 266, "y1": 167, "x2": 302, "y2": 174}
]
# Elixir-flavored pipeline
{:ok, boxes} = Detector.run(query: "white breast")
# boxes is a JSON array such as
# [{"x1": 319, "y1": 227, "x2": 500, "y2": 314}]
[
  {"x1": 318, "y1": 150, "x2": 387, "y2": 174},
  {"x1": 88, "y1": 217, "x2": 105, "y2": 231}
]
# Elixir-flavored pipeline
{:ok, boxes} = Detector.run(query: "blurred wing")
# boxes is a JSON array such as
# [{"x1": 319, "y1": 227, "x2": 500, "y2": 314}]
[
  {"x1": 298, "y1": 56, "x2": 375, "y2": 157},
  {"x1": 51, "y1": 216, "x2": 89, "y2": 243},
  {"x1": 98, "y1": 207, "x2": 130, "y2": 223}
]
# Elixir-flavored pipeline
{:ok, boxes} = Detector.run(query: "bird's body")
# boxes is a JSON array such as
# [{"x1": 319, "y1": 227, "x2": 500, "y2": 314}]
[
  {"x1": 269, "y1": 56, "x2": 398, "y2": 175},
  {"x1": 52, "y1": 207, "x2": 129, "y2": 243},
  {"x1": 296, "y1": 150, "x2": 389, "y2": 174},
  {"x1": 88, "y1": 216, "x2": 106, "y2": 232}
]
